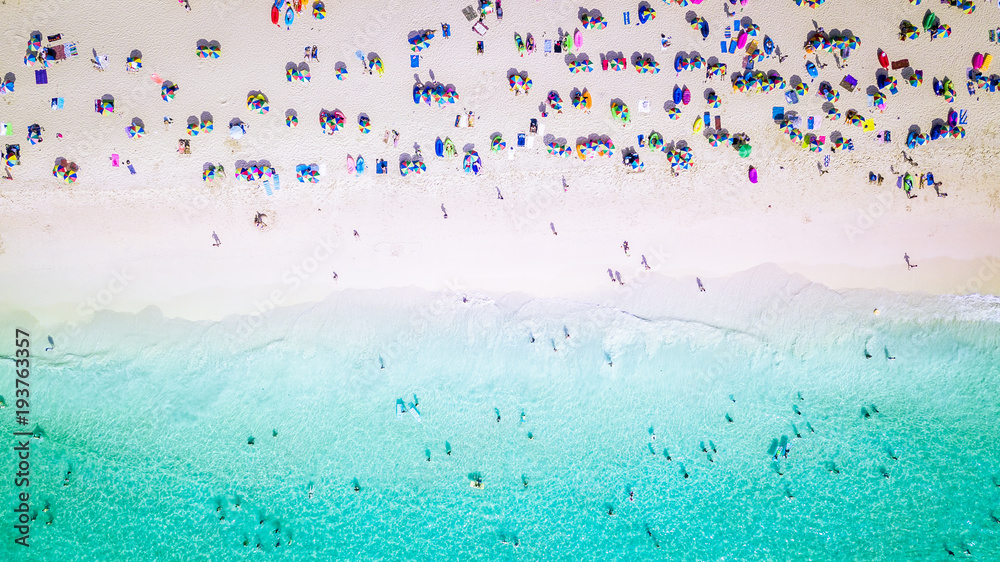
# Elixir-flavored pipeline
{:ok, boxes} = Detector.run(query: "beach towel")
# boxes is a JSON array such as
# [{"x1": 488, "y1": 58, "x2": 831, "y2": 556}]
[
  {"x1": 1, "y1": 123, "x2": 11, "y2": 136},
  {"x1": 66, "y1": 43, "x2": 78, "y2": 58},
  {"x1": 127, "y1": 162, "x2": 136, "y2": 175},
  {"x1": 111, "y1": 154, "x2": 120, "y2": 167},
  {"x1": 544, "y1": 40, "x2": 552, "y2": 53},
  {"x1": 410, "y1": 55, "x2": 419, "y2": 68},
  {"x1": 263, "y1": 178, "x2": 273, "y2": 196},
  {"x1": 35, "y1": 69, "x2": 48, "y2": 84},
  {"x1": 272, "y1": 173, "x2": 280, "y2": 191},
  {"x1": 53, "y1": 45, "x2": 67, "y2": 61}
]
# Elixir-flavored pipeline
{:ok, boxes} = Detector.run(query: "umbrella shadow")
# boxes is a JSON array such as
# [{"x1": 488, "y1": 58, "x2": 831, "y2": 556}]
[
  {"x1": 234, "y1": 159, "x2": 248, "y2": 169},
  {"x1": 398, "y1": 153, "x2": 412, "y2": 164},
  {"x1": 187, "y1": 115, "x2": 199, "y2": 127},
  {"x1": 285, "y1": 108, "x2": 297, "y2": 120},
  {"x1": 196, "y1": 39, "x2": 209, "y2": 48},
  {"x1": 247, "y1": 90, "x2": 267, "y2": 102},
  {"x1": 703, "y1": 88, "x2": 715, "y2": 101},
  {"x1": 4, "y1": 72, "x2": 15, "y2": 84},
  {"x1": 663, "y1": 101, "x2": 676, "y2": 111},
  {"x1": 490, "y1": 131, "x2": 502, "y2": 142},
  {"x1": 367, "y1": 52, "x2": 381, "y2": 64},
  {"x1": 821, "y1": 101, "x2": 836, "y2": 113},
  {"x1": 542, "y1": 133, "x2": 556, "y2": 144},
  {"x1": 228, "y1": 117, "x2": 244, "y2": 128},
  {"x1": 865, "y1": 84, "x2": 880, "y2": 96},
  {"x1": 129, "y1": 49, "x2": 142, "y2": 60},
  {"x1": 875, "y1": 68, "x2": 888, "y2": 82},
  {"x1": 101, "y1": 93, "x2": 114, "y2": 103},
  {"x1": 285, "y1": 61, "x2": 298, "y2": 72},
  {"x1": 930, "y1": 117, "x2": 946, "y2": 129},
  {"x1": 788, "y1": 75, "x2": 803, "y2": 88},
  {"x1": 335, "y1": 61, "x2": 347, "y2": 74},
  {"x1": 202, "y1": 162, "x2": 215, "y2": 172},
  {"x1": 258, "y1": 159, "x2": 272, "y2": 169},
  {"x1": 706, "y1": 56, "x2": 719, "y2": 67},
  {"x1": 740, "y1": 17, "x2": 754, "y2": 29},
  {"x1": 298, "y1": 62, "x2": 310, "y2": 73},
  {"x1": 462, "y1": 143, "x2": 476, "y2": 153},
  {"x1": 200, "y1": 111, "x2": 213, "y2": 124},
  {"x1": 131, "y1": 117, "x2": 145, "y2": 129},
  {"x1": 900, "y1": 67, "x2": 914, "y2": 80},
  {"x1": 684, "y1": 11, "x2": 697, "y2": 24},
  {"x1": 358, "y1": 111, "x2": 369, "y2": 123},
  {"x1": 161, "y1": 80, "x2": 175, "y2": 90}
]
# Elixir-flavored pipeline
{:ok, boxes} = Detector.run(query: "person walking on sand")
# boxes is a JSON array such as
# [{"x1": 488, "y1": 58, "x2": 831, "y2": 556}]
[
  {"x1": 641, "y1": 255, "x2": 650, "y2": 270},
  {"x1": 212, "y1": 231, "x2": 221, "y2": 247},
  {"x1": 697, "y1": 278, "x2": 706, "y2": 292},
  {"x1": 496, "y1": 187, "x2": 503, "y2": 200},
  {"x1": 904, "y1": 253, "x2": 917, "y2": 270},
  {"x1": 216, "y1": 163, "x2": 226, "y2": 178},
  {"x1": 622, "y1": 241, "x2": 629, "y2": 256},
  {"x1": 550, "y1": 222, "x2": 557, "y2": 235},
  {"x1": 441, "y1": 204, "x2": 448, "y2": 219},
  {"x1": 354, "y1": 230, "x2": 360, "y2": 240}
]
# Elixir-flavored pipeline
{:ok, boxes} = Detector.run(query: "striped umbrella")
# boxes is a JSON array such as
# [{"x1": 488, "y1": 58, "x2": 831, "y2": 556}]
[
  {"x1": 358, "y1": 115, "x2": 371, "y2": 134},
  {"x1": 666, "y1": 107, "x2": 682, "y2": 120},
  {"x1": 128, "y1": 120, "x2": 145, "y2": 139}
]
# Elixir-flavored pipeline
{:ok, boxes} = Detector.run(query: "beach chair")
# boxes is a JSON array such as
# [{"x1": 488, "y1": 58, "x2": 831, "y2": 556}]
[
  {"x1": 462, "y1": 5, "x2": 478, "y2": 21},
  {"x1": 472, "y1": 20, "x2": 488, "y2": 36}
]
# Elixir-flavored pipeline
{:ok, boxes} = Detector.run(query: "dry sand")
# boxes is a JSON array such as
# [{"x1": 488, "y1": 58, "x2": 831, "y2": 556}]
[{"x1": 1, "y1": 0, "x2": 999, "y2": 323}]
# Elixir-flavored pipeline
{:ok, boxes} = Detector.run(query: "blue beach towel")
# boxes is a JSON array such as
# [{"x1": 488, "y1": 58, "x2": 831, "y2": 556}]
[{"x1": 263, "y1": 178, "x2": 273, "y2": 196}]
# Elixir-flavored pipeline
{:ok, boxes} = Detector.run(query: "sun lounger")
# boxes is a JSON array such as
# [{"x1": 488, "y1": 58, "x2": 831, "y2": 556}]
[
  {"x1": 472, "y1": 20, "x2": 488, "y2": 36},
  {"x1": 272, "y1": 173, "x2": 280, "y2": 191},
  {"x1": 263, "y1": 178, "x2": 273, "y2": 196},
  {"x1": 407, "y1": 403, "x2": 421, "y2": 422}
]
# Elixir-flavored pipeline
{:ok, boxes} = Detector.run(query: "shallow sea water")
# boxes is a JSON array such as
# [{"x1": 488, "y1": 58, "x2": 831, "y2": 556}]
[{"x1": 2, "y1": 269, "x2": 999, "y2": 560}]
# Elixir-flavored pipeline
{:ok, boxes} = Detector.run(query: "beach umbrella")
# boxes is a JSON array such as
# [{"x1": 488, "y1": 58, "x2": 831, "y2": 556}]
[
  {"x1": 547, "y1": 91, "x2": 563, "y2": 112},
  {"x1": 247, "y1": 93, "x2": 269, "y2": 114},
  {"x1": 825, "y1": 107, "x2": 841, "y2": 121},
  {"x1": 738, "y1": 143, "x2": 752, "y2": 157},
  {"x1": 313, "y1": 0, "x2": 326, "y2": 18},
  {"x1": 788, "y1": 128, "x2": 804, "y2": 142},
  {"x1": 931, "y1": 24, "x2": 951, "y2": 39},
  {"x1": 732, "y1": 75, "x2": 747, "y2": 92},
  {"x1": 906, "y1": 131, "x2": 921, "y2": 148},
  {"x1": 64, "y1": 168, "x2": 77, "y2": 184},
  {"x1": 200, "y1": 118, "x2": 213, "y2": 134},
  {"x1": 161, "y1": 83, "x2": 178, "y2": 101},
  {"x1": 463, "y1": 150, "x2": 481, "y2": 174},
  {"x1": 674, "y1": 55, "x2": 689, "y2": 73},
  {"x1": 358, "y1": 115, "x2": 371, "y2": 134},
  {"x1": 648, "y1": 132, "x2": 664, "y2": 151},
  {"x1": 900, "y1": 22, "x2": 920, "y2": 41},
  {"x1": 907, "y1": 70, "x2": 923, "y2": 86},
  {"x1": 128, "y1": 120, "x2": 145, "y2": 139},
  {"x1": 706, "y1": 134, "x2": 721, "y2": 147},
  {"x1": 705, "y1": 91, "x2": 721, "y2": 108},
  {"x1": 691, "y1": 17, "x2": 709, "y2": 39},
  {"x1": 491, "y1": 135, "x2": 506, "y2": 153},
  {"x1": 611, "y1": 101, "x2": 630, "y2": 124},
  {"x1": 202, "y1": 167, "x2": 215, "y2": 182},
  {"x1": 197, "y1": 45, "x2": 209, "y2": 59},
  {"x1": 666, "y1": 107, "x2": 682, "y2": 120},
  {"x1": 639, "y1": 5, "x2": 656, "y2": 23},
  {"x1": 609, "y1": 57, "x2": 625, "y2": 71},
  {"x1": 188, "y1": 121, "x2": 203, "y2": 136},
  {"x1": 689, "y1": 56, "x2": 704, "y2": 70},
  {"x1": 794, "y1": 82, "x2": 808, "y2": 96},
  {"x1": 546, "y1": 141, "x2": 562, "y2": 155},
  {"x1": 285, "y1": 113, "x2": 298, "y2": 128},
  {"x1": 930, "y1": 123, "x2": 948, "y2": 140},
  {"x1": 208, "y1": 45, "x2": 220, "y2": 59},
  {"x1": 949, "y1": 125, "x2": 965, "y2": 139},
  {"x1": 956, "y1": 0, "x2": 975, "y2": 14}
]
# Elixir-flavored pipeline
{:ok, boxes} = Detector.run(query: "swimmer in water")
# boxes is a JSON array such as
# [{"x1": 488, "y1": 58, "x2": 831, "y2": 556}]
[
  {"x1": 607, "y1": 506, "x2": 615, "y2": 516},
  {"x1": 520, "y1": 412, "x2": 526, "y2": 424},
  {"x1": 628, "y1": 490, "x2": 634, "y2": 502}
]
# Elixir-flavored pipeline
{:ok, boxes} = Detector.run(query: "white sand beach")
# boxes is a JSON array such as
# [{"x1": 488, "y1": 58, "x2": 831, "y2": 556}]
[{"x1": 2, "y1": 0, "x2": 1000, "y2": 323}]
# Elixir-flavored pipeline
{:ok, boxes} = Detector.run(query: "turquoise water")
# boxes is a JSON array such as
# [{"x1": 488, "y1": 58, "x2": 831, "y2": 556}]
[{"x1": 3, "y1": 269, "x2": 1000, "y2": 560}]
